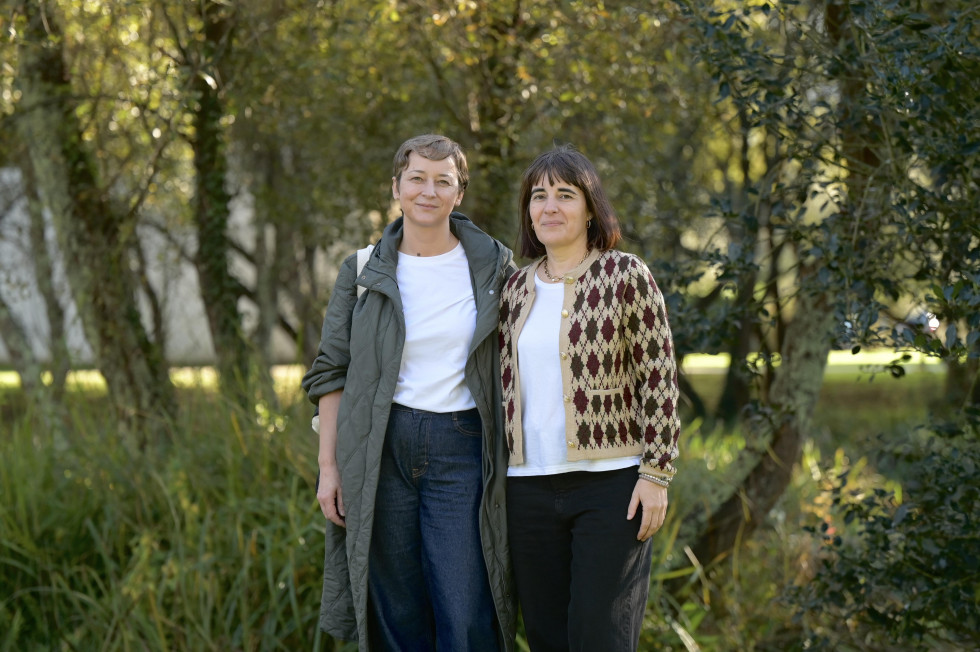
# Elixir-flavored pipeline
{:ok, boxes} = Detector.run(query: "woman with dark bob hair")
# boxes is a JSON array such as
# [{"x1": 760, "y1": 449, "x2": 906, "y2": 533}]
[{"x1": 498, "y1": 145, "x2": 680, "y2": 651}]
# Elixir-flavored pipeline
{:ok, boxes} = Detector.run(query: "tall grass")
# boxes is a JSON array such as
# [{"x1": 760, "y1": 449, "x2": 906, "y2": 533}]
[
  {"x1": 0, "y1": 368, "x2": 951, "y2": 651},
  {"x1": 0, "y1": 388, "x2": 349, "y2": 651}
]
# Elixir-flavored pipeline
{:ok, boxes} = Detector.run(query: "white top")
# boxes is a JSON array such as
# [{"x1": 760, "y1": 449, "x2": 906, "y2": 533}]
[
  {"x1": 393, "y1": 242, "x2": 477, "y2": 412},
  {"x1": 508, "y1": 273, "x2": 640, "y2": 476}
]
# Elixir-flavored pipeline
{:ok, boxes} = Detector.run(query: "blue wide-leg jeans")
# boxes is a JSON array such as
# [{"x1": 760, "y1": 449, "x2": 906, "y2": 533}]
[{"x1": 367, "y1": 403, "x2": 499, "y2": 652}]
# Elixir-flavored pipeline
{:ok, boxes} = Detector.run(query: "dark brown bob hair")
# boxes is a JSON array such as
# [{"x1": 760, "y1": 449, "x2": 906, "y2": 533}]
[
  {"x1": 392, "y1": 134, "x2": 469, "y2": 191},
  {"x1": 516, "y1": 144, "x2": 621, "y2": 259}
]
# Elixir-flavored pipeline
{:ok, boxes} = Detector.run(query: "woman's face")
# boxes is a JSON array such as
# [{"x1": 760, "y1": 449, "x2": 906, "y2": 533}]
[
  {"x1": 528, "y1": 176, "x2": 589, "y2": 253},
  {"x1": 392, "y1": 152, "x2": 464, "y2": 231}
]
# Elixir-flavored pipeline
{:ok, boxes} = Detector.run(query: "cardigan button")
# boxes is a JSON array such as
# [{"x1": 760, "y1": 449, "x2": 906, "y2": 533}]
[
  {"x1": 563, "y1": 394, "x2": 571, "y2": 402},
  {"x1": 561, "y1": 309, "x2": 569, "y2": 317},
  {"x1": 566, "y1": 440, "x2": 575, "y2": 448},
  {"x1": 560, "y1": 352, "x2": 568, "y2": 360},
  {"x1": 564, "y1": 277, "x2": 574, "y2": 284}
]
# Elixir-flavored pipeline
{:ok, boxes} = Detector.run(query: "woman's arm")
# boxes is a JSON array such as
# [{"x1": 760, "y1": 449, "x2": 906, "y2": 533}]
[
  {"x1": 301, "y1": 254, "x2": 360, "y2": 526},
  {"x1": 622, "y1": 255, "x2": 680, "y2": 479},
  {"x1": 620, "y1": 255, "x2": 679, "y2": 538},
  {"x1": 317, "y1": 390, "x2": 346, "y2": 527}
]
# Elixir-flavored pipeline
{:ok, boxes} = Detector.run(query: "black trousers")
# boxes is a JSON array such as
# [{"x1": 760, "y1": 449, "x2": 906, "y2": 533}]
[{"x1": 506, "y1": 466, "x2": 653, "y2": 652}]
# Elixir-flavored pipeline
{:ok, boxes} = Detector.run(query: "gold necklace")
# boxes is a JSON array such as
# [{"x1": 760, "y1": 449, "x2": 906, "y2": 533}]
[{"x1": 542, "y1": 249, "x2": 590, "y2": 283}]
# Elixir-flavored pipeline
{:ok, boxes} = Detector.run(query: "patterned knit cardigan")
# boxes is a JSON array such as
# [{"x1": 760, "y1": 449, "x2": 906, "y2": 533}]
[{"x1": 498, "y1": 249, "x2": 680, "y2": 479}]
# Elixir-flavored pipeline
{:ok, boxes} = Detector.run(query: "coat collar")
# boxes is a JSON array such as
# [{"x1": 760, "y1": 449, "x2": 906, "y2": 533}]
[{"x1": 360, "y1": 212, "x2": 510, "y2": 291}]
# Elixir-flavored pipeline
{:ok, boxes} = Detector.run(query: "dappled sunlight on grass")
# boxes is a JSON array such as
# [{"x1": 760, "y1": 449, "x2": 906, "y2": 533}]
[
  {"x1": 1, "y1": 365, "x2": 306, "y2": 396},
  {"x1": 0, "y1": 369, "x2": 111, "y2": 392},
  {"x1": 682, "y1": 349, "x2": 943, "y2": 374},
  {"x1": 169, "y1": 366, "x2": 219, "y2": 388},
  {"x1": 0, "y1": 350, "x2": 941, "y2": 395},
  {"x1": 271, "y1": 365, "x2": 307, "y2": 404},
  {"x1": 680, "y1": 354, "x2": 945, "y2": 449}
]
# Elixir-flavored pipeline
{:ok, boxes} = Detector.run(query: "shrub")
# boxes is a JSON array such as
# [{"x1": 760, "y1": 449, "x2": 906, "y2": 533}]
[{"x1": 789, "y1": 419, "x2": 980, "y2": 650}]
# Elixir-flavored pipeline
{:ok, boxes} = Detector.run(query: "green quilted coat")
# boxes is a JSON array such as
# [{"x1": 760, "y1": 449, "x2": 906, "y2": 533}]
[{"x1": 302, "y1": 214, "x2": 517, "y2": 650}]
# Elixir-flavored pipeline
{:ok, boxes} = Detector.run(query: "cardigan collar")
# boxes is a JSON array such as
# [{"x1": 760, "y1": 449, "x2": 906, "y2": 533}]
[{"x1": 522, "y1": 247, "x2": 605, "y2": 291}]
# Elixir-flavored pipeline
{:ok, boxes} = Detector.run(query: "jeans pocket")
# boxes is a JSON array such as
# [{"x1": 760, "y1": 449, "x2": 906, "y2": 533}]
[{"x1": 453, "y1": 410, "x2": 483, "y2": 437}]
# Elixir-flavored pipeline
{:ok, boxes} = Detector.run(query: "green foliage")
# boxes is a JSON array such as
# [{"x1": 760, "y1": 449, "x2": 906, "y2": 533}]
[
  {"x1": 0, "y1": 390, "x2": 341, "y2": 650},
  {"x1": 665, "y1": 0, "x2": 980, "y2": 385},
  {"x1": 658, "y1": 369, "x2": 955, "y2": 650},
  {"x1": 788, "y1": 419, "x2": 980, "y2": 650}
]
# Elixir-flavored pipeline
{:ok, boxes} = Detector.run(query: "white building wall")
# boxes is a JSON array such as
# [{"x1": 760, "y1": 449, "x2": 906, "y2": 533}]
[{"x1": 0, "y1": 167, "x2": 297, "y2": 367}]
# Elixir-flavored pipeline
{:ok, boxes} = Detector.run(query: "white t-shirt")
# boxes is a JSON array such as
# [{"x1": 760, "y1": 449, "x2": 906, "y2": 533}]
[
  {"x1": 392, "y1": 242, "x2": 477, "y2": 412},
  {"x1": 508, "y1": 273, "x2": 639, "y2": 476}
]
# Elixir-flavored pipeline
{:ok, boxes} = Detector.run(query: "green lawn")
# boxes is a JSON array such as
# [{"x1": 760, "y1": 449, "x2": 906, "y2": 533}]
[
  {"x1": 0, "y1": 348, "x2": 944, "y2": 390},
  {"x1": 683, "y1": 360, "x2": 946, "y2": 449}
]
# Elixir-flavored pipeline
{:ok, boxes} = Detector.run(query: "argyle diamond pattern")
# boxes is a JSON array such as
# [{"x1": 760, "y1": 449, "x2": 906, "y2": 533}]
[{"x1": 499, "y1": 250, "x2": 679, "y2": 475}]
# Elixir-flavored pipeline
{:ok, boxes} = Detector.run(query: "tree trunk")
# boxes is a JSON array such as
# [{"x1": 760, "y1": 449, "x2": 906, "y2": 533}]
[
  {"x1": 14, "y1": 2, "x2": 175, "y2": 429},
  {"x1": 189, "y1": 1, "x2": 250, "y2": 402},
  {"x1": 945, "y1": 358, "x2": 980, "y2": 410},
  {"x1": 679, "y1": 286, "x2": 833, "y2": 575},
  {"x1": 409, "y1": 3, "x2": 528, "y2": 249},
  {"x1": 467, "y1": 135, "x2": 520, "y2": 248},
  {"x1": 717, "y1": 113, "x2": 774, "y2": 427},
  {"x1": 715, "y1": 274, "x2": 757, "y2": 427},
  {"x1": 247, "y1": 139, "x2": 285, "y2": 404},
  {"x1": 23, "y1": 161, "x2": 70, "y2": 400}
]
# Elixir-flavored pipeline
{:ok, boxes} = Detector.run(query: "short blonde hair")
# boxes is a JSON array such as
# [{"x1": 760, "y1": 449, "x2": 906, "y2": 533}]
[{"x1": 392, "y1": 134, "x2": 469, "y2": 191}]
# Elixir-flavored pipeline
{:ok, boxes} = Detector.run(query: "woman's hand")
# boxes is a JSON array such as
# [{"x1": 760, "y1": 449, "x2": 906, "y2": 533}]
[
  {"x1": 318, "y1": 463, "x2": 346, "y2": 528},
  {"x1": 627, "y1": 479, "x2": 668, "y2": 541},
  {"x1": 316, "y1": 391, "x2": 345, "y2": 527}
]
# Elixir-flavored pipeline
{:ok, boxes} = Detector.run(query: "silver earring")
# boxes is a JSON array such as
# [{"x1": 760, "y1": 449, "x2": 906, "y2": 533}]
[{"x1": 587, "y1": 219, "x2": 592, "y2": 228}]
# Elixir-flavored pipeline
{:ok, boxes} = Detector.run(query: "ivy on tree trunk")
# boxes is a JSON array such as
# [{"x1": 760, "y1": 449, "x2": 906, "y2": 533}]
[
  {"x1": 188, "y1": 0, "x2": 250, "y2": 404},
  {"x1": 14, "y1": 1, "x2": 175, "y2": 432}
]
